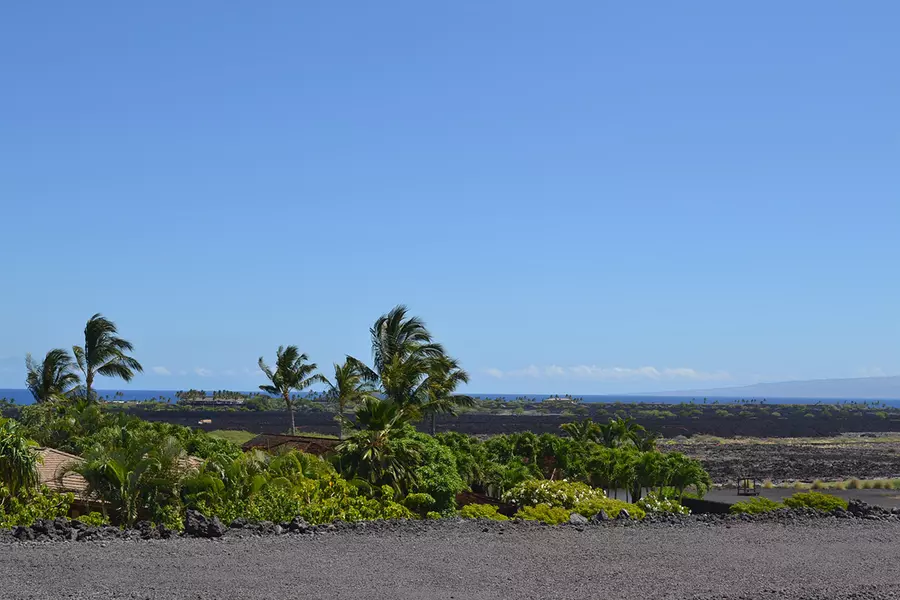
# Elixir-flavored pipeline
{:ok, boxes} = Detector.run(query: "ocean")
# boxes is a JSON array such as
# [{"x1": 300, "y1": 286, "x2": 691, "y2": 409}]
[{"x1": 2, "y1": 388, "x2": 898, "y2": 407}]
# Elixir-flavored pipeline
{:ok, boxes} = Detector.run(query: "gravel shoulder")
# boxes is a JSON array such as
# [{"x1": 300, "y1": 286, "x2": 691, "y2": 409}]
[{"x1": 2, "y1": 520, "x2": 900, "y2": 600}]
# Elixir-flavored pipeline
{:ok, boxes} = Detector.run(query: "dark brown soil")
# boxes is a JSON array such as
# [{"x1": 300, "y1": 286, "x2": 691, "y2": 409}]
[
  {"x1": 667, "y1": 437, "x2": 900, "y2": 482},
  {"x1": 110, "y1": 403, "x2": 900, "y2": 439}
]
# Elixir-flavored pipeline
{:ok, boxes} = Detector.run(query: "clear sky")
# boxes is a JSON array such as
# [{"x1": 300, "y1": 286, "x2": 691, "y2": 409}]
[{"x1": 1, "y1": 2, "x2": 897, "y2": 395}]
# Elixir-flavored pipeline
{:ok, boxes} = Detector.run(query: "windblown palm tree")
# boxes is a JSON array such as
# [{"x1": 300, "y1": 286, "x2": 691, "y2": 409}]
[
  {"x1": 349, "y1": 305, "x2": 446, "y2": 409},
  {"x1": 421, "y1": 356, "x2": 473, "y2": 435},
  {"x1": 0, "y1": 418, "x2": 39, "y2": 496},
  {"x1": 25, "y1": 349, "x2": 81, "y2": 403},
  {"x1": 73, "y1": 314, "x2": 143, "y2": 401},
  {"x1": 323, "y1": 359, "x2": 378, "y2": 440},
  {"x1": 258, "y1": 345, "x2": 326, "y2": 435}
]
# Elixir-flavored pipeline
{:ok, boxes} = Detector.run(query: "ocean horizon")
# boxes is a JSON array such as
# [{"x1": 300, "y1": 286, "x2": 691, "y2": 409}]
[{"x1": 2, "y1": 388, "x2": 898, "y2": 407}]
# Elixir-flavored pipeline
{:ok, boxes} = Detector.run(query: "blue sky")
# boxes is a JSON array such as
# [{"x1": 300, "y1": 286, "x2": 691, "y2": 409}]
[{"x1": 1, "y1": 2, "x2": 897, "y2": 395}]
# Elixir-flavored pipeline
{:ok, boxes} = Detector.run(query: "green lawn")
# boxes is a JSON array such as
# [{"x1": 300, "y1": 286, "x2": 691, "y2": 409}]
[{"x1": 207, "y1": 429, "x2": 257, "y2": 445}]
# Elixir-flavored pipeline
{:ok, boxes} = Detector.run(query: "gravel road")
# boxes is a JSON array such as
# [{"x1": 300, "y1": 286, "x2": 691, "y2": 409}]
[{"x1": 2, "y1": 520, "x2": 899, "y2": 600}]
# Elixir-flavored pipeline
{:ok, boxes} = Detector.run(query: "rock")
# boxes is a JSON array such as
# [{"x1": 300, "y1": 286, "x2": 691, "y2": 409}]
[
  {"x1": 30, "y1": 518, "x2": 54, "y2": 537},
  {"x1": 157, "y1": 524, "x2": 174, "y2": 539},
  {"x1": 207, "y1": 517, "x2": 226, "y2": 538},
  {"x1": 76, "y1": 526, "x2": 100, "y2": 542},
  {"x1": 184, "y1": 509, "x2": 209, "y2": 537},
  {"x1": 616, "y1": 509, "x2": 631, "y2": 521},
  {"x1": 591, "y1": 510, "x2": 610, "y2": 523},
  {"x1": 288, "y1": 517, "x2": 310, "y2": 533},
  {"x1": 568, "y1": 513, "x2": 588, "y2": 525},
  {"x1": 12, "y1": 526, "x2": 34, "y2": 541},
  {"x1": 229, "y1": 518, "x2": 247, "y2": 529},
  {"x1": 273, "y1": 525, "x2": 283, "y2": 535},
  {"x1": 184, "y1": 509, "x2": 225, "y2": 538}
]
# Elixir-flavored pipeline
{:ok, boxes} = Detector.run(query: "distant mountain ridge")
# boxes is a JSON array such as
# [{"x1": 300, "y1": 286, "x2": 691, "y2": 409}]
[{"x1": 658, "y1": 375, "x2": 900, "y2": 400}]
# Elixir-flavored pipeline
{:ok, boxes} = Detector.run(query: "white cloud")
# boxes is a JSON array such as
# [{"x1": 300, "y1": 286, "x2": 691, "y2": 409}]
[
  {"x1": 484, "y1": 364, "x2": 730, "y2": 382},
  {"x1": 857, "y1": 367, "x2": 888, "y2": 378},
  {"x1": 151, "y1": 366, "x2": 171, "y2": 376},
  {"x1": 194, "y1": 367, "x2": 213, "y2": 377}
]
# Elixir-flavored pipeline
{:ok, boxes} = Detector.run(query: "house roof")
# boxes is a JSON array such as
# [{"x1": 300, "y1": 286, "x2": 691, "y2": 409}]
[
  {"x1": 36, "y1": 447, "x2": 89, "y2": 498},
  {"x1": 241, "y1": 434, "x2": 339, "y2": 456}
]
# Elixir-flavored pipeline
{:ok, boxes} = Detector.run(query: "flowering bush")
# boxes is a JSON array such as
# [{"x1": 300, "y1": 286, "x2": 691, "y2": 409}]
[
  {"x1": 514, "y1": 503, "x2": 571, "y2": 524},
  {"x1": 636, "y1": 492, "x2": 689, "y2": 515},
  {"x1": 459, "y1": 503, "x2": 509, "y2": 521},
  {"x1": 502, "y1": 480, "x2": 605, "y2": 509}
]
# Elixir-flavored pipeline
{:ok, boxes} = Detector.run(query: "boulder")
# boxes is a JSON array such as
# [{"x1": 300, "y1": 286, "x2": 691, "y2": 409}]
[
  {"x1": 591, "y1": 510, "x2": 610, "y2": 523},
  {"x1": 229, "y1": 518, "x2": 247, "y2": 529},
  {"x1": 184, "y1": 509, "x2": 226, "y2": 538},
  {"x1": 184, "y1": 509, "x2": 208, "y2": 537},
  {"x1": 207, "y1": 517, "x2": 226, "y2": 538},
  {"x1": 568, "y1": 513, "x2": 588, "y2": 525},
  {"x1": 30, "y1": 518, "x2": 54, "y2": 537},
  {"x1": 12, "y1": 526, "x2": 34, "y2": 541},
  {"x1": 616, "y1": 509, "x2": 631, "y2": 521}
]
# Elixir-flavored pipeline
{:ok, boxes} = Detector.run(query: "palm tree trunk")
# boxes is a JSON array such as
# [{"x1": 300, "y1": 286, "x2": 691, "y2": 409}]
[
  {"x1": 86, "y1": 372, "x2": 93, "y2": 402},
  {"x1": 430, "y1": 412, "x2": 436, "y2": 436},
  {"x1": 285, "y1": 393, "x2": 295, "y2": 435}
]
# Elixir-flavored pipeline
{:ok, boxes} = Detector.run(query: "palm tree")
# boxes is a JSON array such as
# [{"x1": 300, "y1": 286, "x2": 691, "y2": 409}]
[
  {"x1": 323, "y1": 359, "x2": 378, "y2": 440},
  {"x1": 0, "y1": 418, "x2": 40, "y2": 496},
  {"x1": 350, "y1": 305, "x2": 445, "y2": 409},
  {"x1": 258, "y1": 345, "x2": 326, "y2": 435},
  {"x1": 335, "y1": 397, "x2": 419, "y2": 491},
  {"x1": 421, "y1": 356, "x2": 472, "y2": 435},
  {"x1": 560, "y1": 418, "x2": 600, "y2": 443},
  {"x1": 25, "y1": 349, "x2": 81, "y2": 403},
  {"x1": 73, "y1": 314, "x2": 143, "y2": 401},
  {"x1": 598, "y1": 417, "x2": 646, "y2": 448},
  {"x1": 71, "y1": 428, "x2": 185, "y2": 526}
]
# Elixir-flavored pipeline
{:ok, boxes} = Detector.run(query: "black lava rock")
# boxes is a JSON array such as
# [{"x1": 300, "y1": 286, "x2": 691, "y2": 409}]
[
  {"x1": 569, "y1": 513, "x2": 589, "y2": 525},
  {"x1": 289, "y1": 517, "x2": 310, "y2": 533},
  {"x1": 184, "y1": 510, "x2": 226, "y2": 538},
  {"x1": 591, "y1": 510, "x2": 610, "y2": 523}
]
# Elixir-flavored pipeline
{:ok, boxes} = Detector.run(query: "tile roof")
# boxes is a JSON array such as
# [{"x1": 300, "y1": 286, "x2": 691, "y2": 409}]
[{"x1": 36, "y1": 448, "x2": 89, "y2": 498}]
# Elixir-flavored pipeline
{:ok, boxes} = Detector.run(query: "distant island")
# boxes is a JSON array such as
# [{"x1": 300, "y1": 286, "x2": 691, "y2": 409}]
[{"x1": 657, "y1": 375, "x2": 900, "y2": 400}]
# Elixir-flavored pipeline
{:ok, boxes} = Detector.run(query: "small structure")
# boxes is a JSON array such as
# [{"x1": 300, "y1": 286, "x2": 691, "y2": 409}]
[
  {"x1": 241, "y1": 434, "x2": 339, "y2": 456},
  {"x1": 737, "y1": 477, "x2": 760, "y2": 496}
]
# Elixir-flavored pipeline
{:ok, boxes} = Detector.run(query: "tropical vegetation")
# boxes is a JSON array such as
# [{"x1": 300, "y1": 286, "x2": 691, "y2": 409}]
[{"x1": 0, "y1": 306, "x2": 711, "y2": 529}]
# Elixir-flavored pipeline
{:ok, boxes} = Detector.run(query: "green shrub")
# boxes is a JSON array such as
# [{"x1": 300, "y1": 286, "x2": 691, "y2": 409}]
[
  {"x1": 0, "y1": 486, "x2": 73, "y2": 528},
  {"x1": 572, "y1": 497, "x2": 645, "y2": 520},
  {"x1": 729, "y1": 497, "x2": 784, "y2": 514},
  {"x1": 502, "y1": 479, "x2": 604, "y2": 509},
  {"x1": 459, "y1": 503, "x2": 509, "y2": 521},
  {"x1": 514, "y1": 503, "x2": 570, "y2": 525},
  {"x1": 76, "y1": 512, "x2": 110, "y2": 527},
  {"x1": 783, "y1": 491, "x2": 848, "y2": 512},
  {"x1": 403, "y1": 493, "x2": 436, "y2": 517}
]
